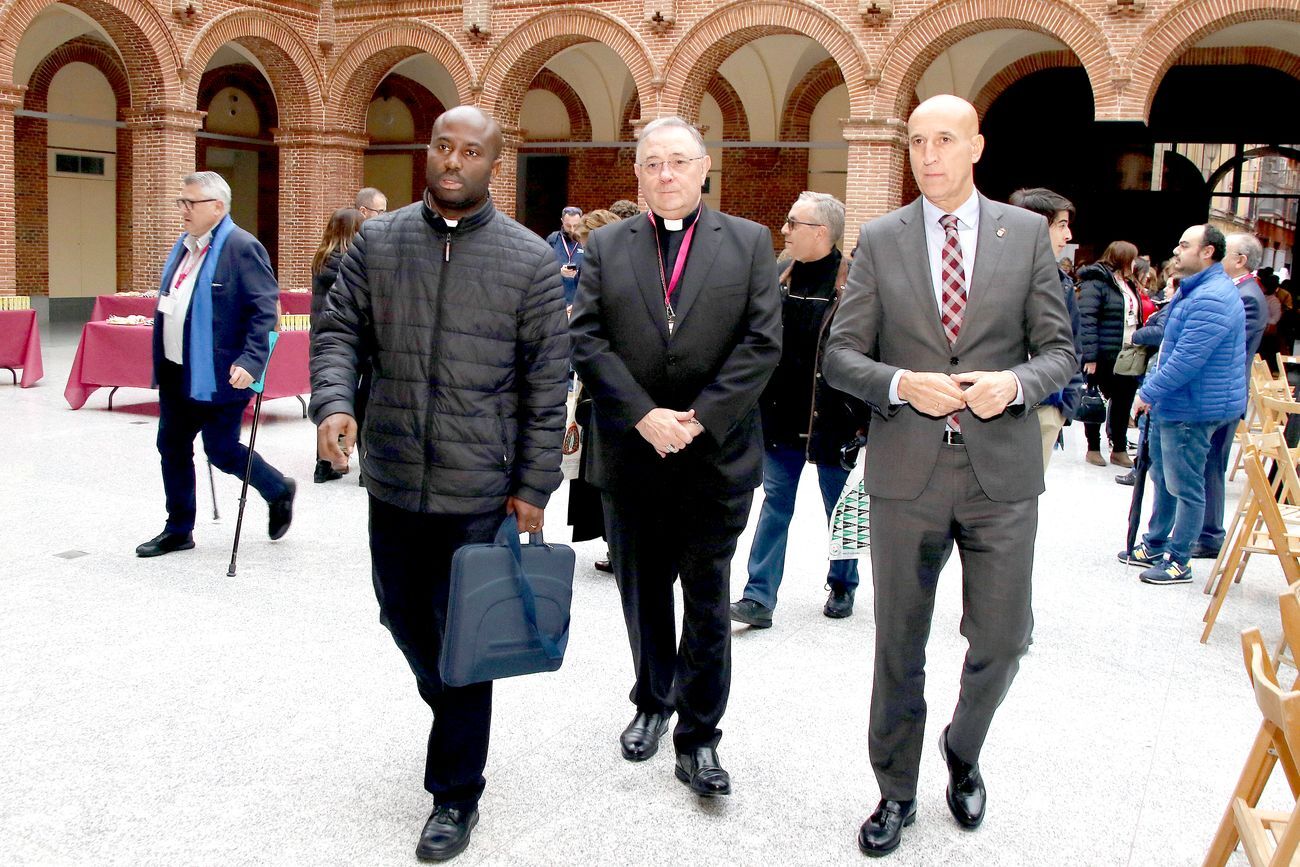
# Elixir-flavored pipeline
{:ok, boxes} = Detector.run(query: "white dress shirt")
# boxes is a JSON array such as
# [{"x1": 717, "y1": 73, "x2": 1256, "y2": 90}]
[
  {"x1": 889, "y1": 190, "x2": 1022, "y2": 406},
  {"x1": 160, "y1": 231, "x2": 212, "y2": 365}
]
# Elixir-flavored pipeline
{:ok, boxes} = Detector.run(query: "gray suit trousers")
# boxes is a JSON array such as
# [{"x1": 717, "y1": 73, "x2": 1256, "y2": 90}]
[{"x1": 869, "y1": 443, "x2": 1036, "y2": 801}]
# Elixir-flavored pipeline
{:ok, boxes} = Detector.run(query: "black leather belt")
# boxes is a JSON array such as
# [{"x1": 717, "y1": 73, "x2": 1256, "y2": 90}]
[{"x1": 942, "y1": 430, "x2": 965, "y2": 445}]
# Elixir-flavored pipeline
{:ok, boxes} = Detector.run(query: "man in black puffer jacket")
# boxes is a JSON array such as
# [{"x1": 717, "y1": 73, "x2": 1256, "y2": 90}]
[{"x1": 310, "y1": 107, "x2": 569, "y2": 862}]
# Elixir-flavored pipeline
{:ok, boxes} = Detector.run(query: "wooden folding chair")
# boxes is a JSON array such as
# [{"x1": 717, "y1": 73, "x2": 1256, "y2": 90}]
[
  {"x1": 1231, "y1": 360, "x2": 1290, "y2": 482},
  {"x1": 1203, "y1": 435, "x2": 1300, "y2": 643},
  {"x1": 1203, "y1": 621, "x2": 1300, "y2": 866}
]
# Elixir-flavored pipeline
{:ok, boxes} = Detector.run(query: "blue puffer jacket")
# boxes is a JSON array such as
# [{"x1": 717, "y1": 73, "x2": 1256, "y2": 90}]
[{"x1": 1138, "y1": 262, "x2": 1247, "y2": 422}]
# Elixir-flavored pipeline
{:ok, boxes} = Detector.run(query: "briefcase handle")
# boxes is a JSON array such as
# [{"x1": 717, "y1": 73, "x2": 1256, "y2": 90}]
[{"x1": 495, "y1": 517, "x2": 565, "y2": 661}]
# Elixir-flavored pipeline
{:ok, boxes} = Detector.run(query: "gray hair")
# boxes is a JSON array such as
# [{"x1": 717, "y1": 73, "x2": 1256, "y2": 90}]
[
  {"x1": 355, "y1": 187, "x2": 385, "y2": 209},
  {"x1": 636, "y1": 116, "x2": 707, "y2": 162},
  {"x1": 183, "y1": 171, "x2": 231, "y2": 210},
  {"x1": 1227, "y1": 232, "x2": 1264, "y2": 272},
  {"x1": 797, "y1": 191, "x2": 845, "y2": 245}
]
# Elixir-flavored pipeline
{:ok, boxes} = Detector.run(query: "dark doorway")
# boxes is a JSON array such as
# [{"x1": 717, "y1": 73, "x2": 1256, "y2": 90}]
[{"x1": 518, "y1": 153, "x2": 569, "y2": 239}]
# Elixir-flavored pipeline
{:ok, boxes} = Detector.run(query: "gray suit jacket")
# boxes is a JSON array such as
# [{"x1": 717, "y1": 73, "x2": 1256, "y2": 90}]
[{"x1": 823, "y1": 194, "x2": 1076, "y2": 503}]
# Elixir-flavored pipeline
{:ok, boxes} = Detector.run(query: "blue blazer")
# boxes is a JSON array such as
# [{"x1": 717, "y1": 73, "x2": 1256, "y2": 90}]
[{"x1": 152, "y1": 222, "x2": 280, "y2": 403}]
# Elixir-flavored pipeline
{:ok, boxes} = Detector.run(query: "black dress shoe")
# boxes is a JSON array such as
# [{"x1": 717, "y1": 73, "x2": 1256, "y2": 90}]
[
  {"x1": 857, "y1": 799, "x2": 916, "y2": 856},
  {"x1": 594, "y1": 557, "x2": 613, "y2": 573},
  {"x1": 135, "y1": 531, "x2": 195, "y2": 558},
  {"x1": 313, "y1": 459, "x2": 345, "y2": 483},
  {"x1": 674, "y1": 746, "x2": 731, "y2": 796},
  {"x1": 620, "y1": 711, "x2": 670, "y2": 761},
  {"x1": 415, "y1": 805, "x2": 478, "y2": 862},
  {"x1": 268, "y1": 478, "x2": 296, "y2": 540},
  {"x1": 729, "y1": 598, "x2": 773, "y2": 628},
  {"x1": 939, "y1": 725, "x2": 986, "y2": 829},
  {"x1": 824, "y1": 585, "x2": 855, "y2": 618},
  {"x1": 1189, "y1": 544, "x2": 1222, "y2": 559}
]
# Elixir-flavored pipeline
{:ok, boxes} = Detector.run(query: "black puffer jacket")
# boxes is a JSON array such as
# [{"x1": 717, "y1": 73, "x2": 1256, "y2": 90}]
[
  {"x1": 1077, "y1": 262, "x2": 1136, "y2": 364},
  {"x1": 310, "y1": 198, "x2": 570, "y2": 514},
  {"x1": 310, "y1": 248, "x2": 342, "y2": 326}
]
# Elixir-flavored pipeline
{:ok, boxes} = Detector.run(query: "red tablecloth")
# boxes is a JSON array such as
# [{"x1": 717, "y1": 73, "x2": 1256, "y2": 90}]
[
  {"x1": 64, "y1": 322, "x2": 309, "y2": 409},
  {"x1": 278, "y1": 291, "x2": 311, "y2": 315},
  {"x1": 0, "y1": 309, "x2": 44, "y2": 387},
  {"x1": 91, "y1": 295, "x2": 156, "y2": 320},
  {"x1": 91, "y1": 291, "x2": 310, "y2": 319}
]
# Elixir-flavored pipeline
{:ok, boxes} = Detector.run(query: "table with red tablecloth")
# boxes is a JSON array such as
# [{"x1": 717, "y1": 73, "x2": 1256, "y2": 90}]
[
  {"x1": 90, "y1": 291, "x2": 311, "y2": 320},
  {"x1": 0, "y1": 309, "x2": 44, "y2": 387},
  {"x1": 64, "y1": 321, "x2": 309, "y2": 411}
]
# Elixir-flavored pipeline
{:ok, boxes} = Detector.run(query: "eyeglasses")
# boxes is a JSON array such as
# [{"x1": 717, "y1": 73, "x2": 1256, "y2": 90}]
[
  {"x1": 784, "y1": 217, "x2": 824, "y2": 229},
  {"x1": 360, "y1": 206, "x2": 386, "y2": 215},
  {"x1": 638, "y1": 156, "x2": 705, "y2": 174},
  {"x1": 175, "y1": 198, "x2": 218, "y2": 211}
]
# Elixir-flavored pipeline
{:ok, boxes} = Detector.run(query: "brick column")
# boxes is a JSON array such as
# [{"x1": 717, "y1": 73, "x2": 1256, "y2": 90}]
[
  {"x1": 273, "y1": 126, "x2": 368, "y2": 292},
  {"x1": 842, "y1": 116, "x2": 907, "y2": 228},
  {"x1": 490, "y1": 125, "x2": 522, "y2": 220},
  {"x1": 123, "y1": 106, "x2": 204, "y2": 290},
  {"x1": 0, "y1": 85, "x2": 27, "y2": 295}
]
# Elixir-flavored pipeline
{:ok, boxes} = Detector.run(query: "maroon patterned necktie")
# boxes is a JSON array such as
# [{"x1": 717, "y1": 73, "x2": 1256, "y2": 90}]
[{"x1": 939, "y1": 214, "x2": 966, "y2": 430}]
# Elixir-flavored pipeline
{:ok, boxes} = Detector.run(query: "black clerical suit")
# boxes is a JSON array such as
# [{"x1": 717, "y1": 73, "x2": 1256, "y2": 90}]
[{"x1": 569, "y1": 204, "x2": 782, "y2": 750}]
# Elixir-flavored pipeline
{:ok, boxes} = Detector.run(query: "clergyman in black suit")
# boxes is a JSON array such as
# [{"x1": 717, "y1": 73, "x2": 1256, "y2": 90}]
[
  {"x1": 137, "y1": 170, "x2": 295, "y2": 558},
  {"x1": 569, "y1": 116, "x2": 781, "y2": 797},
  {"x1": 823, "y1": 95, "x2": 1075, "y2": 856}
]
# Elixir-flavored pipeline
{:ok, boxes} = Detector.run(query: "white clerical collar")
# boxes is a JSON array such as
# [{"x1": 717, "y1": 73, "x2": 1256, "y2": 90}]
[
  {"x1": 662, "y1": 217, "x2": 684, "y2": 231},
  {"x1": 442, "y1": 218, "x2": 459, "y2": 227}
]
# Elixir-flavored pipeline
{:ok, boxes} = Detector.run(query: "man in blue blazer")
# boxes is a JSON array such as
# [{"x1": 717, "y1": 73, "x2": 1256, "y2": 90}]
[{"x1": 136, "y1": 171, "x2": 295, "y2": 557}]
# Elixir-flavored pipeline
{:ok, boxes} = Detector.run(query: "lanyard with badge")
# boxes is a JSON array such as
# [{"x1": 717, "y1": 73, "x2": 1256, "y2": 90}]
[
  {"x1": 158, "y1": 243, "x2": 209, "y2": 316},
  {"x1": 649, "y1": 213, "x2": 696, "y2": 337}
]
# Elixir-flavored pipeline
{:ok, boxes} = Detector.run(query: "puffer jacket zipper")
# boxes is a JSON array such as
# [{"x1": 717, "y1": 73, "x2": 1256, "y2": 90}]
[{"x1": 419, "y1": 232, "x2": 451, "y2": 512}]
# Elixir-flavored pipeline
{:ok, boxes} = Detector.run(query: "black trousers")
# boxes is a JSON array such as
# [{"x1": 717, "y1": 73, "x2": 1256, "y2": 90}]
[
  {"x1": 602, "y1": 486, "x2": 753, "y2": 751},
  {"x1": 1084, "y1": 362, "x2": 1139, "y2": 452},
  {"x1": 156, "y1": 360, "x2": 288, "y2": 534},
  {"x1": 368, "y1": 496, "x2": 505, "y2": 810}
]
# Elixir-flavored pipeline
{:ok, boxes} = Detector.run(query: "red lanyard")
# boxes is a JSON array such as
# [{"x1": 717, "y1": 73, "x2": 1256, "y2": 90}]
[
  {"x1": 560, "y1": 234, "x2": 577, "y2": 264},
  {"x1": 649, "y1": 213, "x2": 697, "y2": 335},
  {"x1": 173, "y1": 243, "x2": 211, "y2": 291}
]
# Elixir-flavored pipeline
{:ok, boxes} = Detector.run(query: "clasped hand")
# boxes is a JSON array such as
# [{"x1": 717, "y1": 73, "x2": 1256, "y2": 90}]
[
  {"x1": 636, "y1": 407, "x2": 703, "y2": 459},
  {"x1": 898, "y1": 370, "x2": 1018, "y2": 420}
]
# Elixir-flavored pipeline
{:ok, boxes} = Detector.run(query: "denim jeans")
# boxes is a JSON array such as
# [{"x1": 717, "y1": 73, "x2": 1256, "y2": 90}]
[
  {"x1": 1142, "y1": 416, "x2": 1235, "y2": 565},
  {"x1": 742, "y1": 445, "x2": 858, "y2": 609}
]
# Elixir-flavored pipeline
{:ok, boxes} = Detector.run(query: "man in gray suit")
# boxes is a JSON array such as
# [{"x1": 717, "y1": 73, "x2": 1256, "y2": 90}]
[{"x1": 823, "y1": 95, "x2": 1075, "y2": 857}]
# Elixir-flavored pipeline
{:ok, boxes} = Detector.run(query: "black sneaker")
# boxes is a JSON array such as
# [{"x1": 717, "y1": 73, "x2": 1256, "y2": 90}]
[
  {"x1": 1139, "y1": 556, "x2": 1193, "y2": 585},
  {"x1": 729, "y1": 598, "x2": 773, "y2": 628},
  {"x1": 824, "y1": 585, "x2": 855, "y2": 618},
  {"x1": 268, "y1": 478, "x2": 296, "y2": 540},
  {"x1": 313, "y1": 460, "x2": 344, "y2": 483}
]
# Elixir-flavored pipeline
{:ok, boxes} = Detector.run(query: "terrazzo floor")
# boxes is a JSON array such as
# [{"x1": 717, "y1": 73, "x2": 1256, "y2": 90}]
[{"x1": 1, "y1": 320, "x2": 1290, "y2": 865}]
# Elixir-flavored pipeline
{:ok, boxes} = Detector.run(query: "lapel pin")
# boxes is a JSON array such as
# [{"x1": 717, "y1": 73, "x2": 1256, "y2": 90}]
[{"x1": 996, "y1": 227, "x2": 1007, "y2": 238}]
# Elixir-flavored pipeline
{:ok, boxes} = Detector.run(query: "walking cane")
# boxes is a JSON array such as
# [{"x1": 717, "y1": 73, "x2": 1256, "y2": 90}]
[
  {"x1": 228, "y1": 331, "x2": 278, "y2": 577},
  {"x1": 207, "y1": 461, "x2": 220, "y2": 521}
]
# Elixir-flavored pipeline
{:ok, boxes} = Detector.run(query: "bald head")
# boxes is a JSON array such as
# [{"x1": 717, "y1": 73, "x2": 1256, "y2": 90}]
[
  {"x1": 907, "y1": 95, "x2": 984, "y2": 212},
  {"x1": 431, "y1": 105, "x2": 503, "y2": 160}
]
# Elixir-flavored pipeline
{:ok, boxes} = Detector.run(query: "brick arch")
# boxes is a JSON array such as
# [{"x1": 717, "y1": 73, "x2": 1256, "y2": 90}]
[
  {"x1": 705, "y1": 74, "x2": 749, "y2": 141},
  {"x1": 875, "y1": 0, "x2": 1109, "y2": 121},
  {"x1": 528, "y1": 69, "x2": 592, "y2": 141},
  {"x1": 0, "y1": 0, "x2": 179, "y2": 103},
  {"x1": 22, "y1": 35, "x2": 130, "y2": 112},
  {"x1": 478, "y1": 8, "x2": 656, "y2": 127},
  {"x1": 972, "y1": 50, "x2": 1081, "y2": 119},
  {"x1": 1129, "y1": 0, "x2": 1300, "y2": 122},
  {"x1": 779, "y1": 57, "x2": 844, "y2": 142},
  {"x1": 197, "y1": 62, "x2": 278, "y2": 131},
  {"x1": 326, "y1": 20, "x2": 473, "y2": 132},
  {"x1": 619, "y1": 93, "x2": 640, "y2": 141},
  {"x1": 182, "y1": 10, "x2": 323, "y2": 128},
  {"x1": 17, "y1": 35, "x2": 134, "y2": 295},
  {"x1": 661, "y1": 1, "x2": 872, "y2": 123}
]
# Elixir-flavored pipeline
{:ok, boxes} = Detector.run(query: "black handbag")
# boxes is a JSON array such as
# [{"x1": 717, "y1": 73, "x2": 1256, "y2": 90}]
[
  {"x1": 1074, "y1": 384, "x2": 1107, "y2": 424},
  {"x1": 440, "y1": 516, "x2": 575, "y2": 688}
]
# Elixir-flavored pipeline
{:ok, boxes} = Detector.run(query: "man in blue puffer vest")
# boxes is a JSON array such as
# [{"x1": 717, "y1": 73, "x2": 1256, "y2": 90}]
[{"x1": 1120, "y1": 224, "x2": 1247, "y2": 585}]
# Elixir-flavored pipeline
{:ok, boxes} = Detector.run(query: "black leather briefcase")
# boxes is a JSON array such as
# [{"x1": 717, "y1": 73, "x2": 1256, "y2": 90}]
[{"x1": 439, "y1": 516, "x2": 575, "y2": 688}]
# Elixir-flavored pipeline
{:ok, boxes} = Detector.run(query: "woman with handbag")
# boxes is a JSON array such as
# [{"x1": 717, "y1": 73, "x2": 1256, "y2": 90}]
[{"x1": 1077, "y1": 240, "x2": 1143, "y2": 468}]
